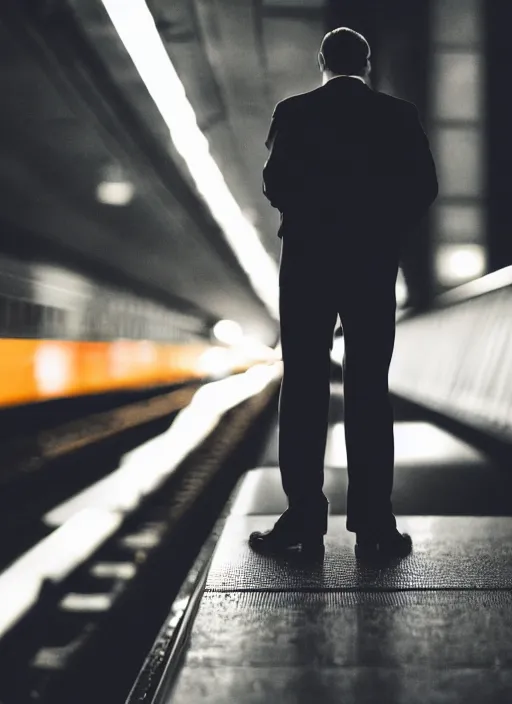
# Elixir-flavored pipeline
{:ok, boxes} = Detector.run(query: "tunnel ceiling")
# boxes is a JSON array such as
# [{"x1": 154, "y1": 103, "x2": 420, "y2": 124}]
[
  {"x1": 0, "y1": 1, "x2": 328, "y2": 346},
  {"x1": 145, "y1": 0, "x2": 326, "y2": 259}
]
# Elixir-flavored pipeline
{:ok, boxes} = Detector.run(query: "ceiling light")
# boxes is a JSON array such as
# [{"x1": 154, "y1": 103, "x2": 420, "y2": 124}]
[{"x1": 96, "y1": 180, "x2": 135, "y2": 206}]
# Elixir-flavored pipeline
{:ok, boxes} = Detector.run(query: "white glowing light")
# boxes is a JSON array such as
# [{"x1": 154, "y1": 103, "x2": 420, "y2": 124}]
[
  {"x1": 44, "y1": 363, "x2": 281, "y2": 527},
  {"x1": 136, "y1": 340, "x2": 158, "y2": 365},
  {"x1": 238, "y1": 336, "x2": 276, "y2": 361},
  {"x1": 229, "y1": 470, "x2": 269, "y2": 517},
  {"x1": 109, "y1": 341, "x2": 135, "y2": 377},
  {"x1": 330, "y1": 336, "x2": 345, "y2": 366},
  {"x1": 394, "y1": 422, "x2": 484, "y2": 464},
  {"x1": 436, "y1": 244, "x2": 486, "y2": 285},
  {"x1": 90, "y1": 562, "x2": 136, "y2": 579},
  {"x1": 96, "y1": 180, "x2": 135, "y2": 206},
  {"x1": 395, "y1": 268, "x2": 408, "y2": 307},
  {"x1": 324, "y1": 423, "x2": 348, "y2": 466},
  {"x1": 324, "y1": 421, "x2": 484, "y2": 468},
  {"x1": 213, "y1": 320, "x2": 244, "y2": 345},
  {"x1": 198, "y1": 346, "x2": 233, "y2": 378},
  {"x1": 100, "y1": 0, "x2": 279, "y2": 318},
  {"x1": 34, "y1": 343, "x2": 73, "y2": 395},
  {"x1": 59, "y1": 593, "x2": 113, "y2": 612}
]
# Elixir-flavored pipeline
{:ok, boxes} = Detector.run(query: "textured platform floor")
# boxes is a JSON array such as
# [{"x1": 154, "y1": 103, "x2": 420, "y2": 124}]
[
  {"x1": 165, "y1": 391, "x2": 512, "y2": 704},
  {"x1": 171, "y1": 590, "x2": 512, "y2": 704},
  {"x1": 168, "y1": 515, "x2": 512, "y2": 703},
  {"x1": 205, "y1": 515, "x2": 512, "y2": 591}
]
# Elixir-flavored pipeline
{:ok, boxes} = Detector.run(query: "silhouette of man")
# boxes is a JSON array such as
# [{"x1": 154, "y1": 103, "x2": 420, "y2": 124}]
[{"x1": 249, "y1": 27, "x2": 438, "y2": 560}]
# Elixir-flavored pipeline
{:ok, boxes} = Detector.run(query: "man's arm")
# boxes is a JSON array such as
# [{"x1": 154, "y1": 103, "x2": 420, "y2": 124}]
[
  {"x1": 265, "y1": 103, "x2": 279, "y2": 151},
  {"x1": 401, "y1": 104, "x2": 439, "y2": 224},
  {"x1": 262, "y1": 102, "x2": 292, "y2": 211}
]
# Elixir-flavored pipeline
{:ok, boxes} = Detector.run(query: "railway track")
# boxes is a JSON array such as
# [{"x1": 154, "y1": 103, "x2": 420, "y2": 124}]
[{"x1": 0, "y1": 367, "x2": 280, "y2": 704}]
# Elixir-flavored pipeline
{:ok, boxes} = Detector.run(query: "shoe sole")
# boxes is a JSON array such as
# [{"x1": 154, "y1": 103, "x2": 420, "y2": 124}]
[{"x1": 249, "y1": 535, "x2": 324, "y2": 556}]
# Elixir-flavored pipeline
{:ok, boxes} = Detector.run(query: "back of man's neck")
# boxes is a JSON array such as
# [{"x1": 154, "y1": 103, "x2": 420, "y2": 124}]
[{"x1": 323, "y1": 73, "x2": 365, "y2": 86}]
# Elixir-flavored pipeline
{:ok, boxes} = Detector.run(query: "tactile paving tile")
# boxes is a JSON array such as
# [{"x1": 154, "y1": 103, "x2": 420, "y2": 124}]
[
  {"x1": 205, "y1": 516, "x2": 512, "y2": 591},
  {"x1": 180, "y1": 590, "x2": 512, "y2": 669}
]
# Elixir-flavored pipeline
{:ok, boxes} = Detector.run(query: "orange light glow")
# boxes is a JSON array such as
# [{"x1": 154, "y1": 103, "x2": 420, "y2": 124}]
[{"x1": 0, "y1": 339, "x2": 269, "y2": 407}]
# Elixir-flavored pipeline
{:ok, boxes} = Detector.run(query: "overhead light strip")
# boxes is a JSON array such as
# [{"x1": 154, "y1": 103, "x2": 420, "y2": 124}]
[{"x1": 100, "y1": 0, "x2": 279, "y2": 319}]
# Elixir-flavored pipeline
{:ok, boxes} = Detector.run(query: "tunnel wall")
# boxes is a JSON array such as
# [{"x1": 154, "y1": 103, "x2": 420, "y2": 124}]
[{"x1": 390, "y1": 267, "x2": 512, "y2": 442}]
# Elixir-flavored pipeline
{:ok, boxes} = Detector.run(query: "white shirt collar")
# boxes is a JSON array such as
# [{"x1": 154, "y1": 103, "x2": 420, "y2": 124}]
[{"x1": 331, "y1": 74, "x2": 366, "y2": 84}]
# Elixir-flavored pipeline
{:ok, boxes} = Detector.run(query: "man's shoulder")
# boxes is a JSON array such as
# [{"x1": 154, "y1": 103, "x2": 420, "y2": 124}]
[
  {"x1": 275, "y1": 88, "x2": 418, "y2": 116},
  {"x1": 273, "y1": 87, "x2": 324, "y2": 117},
  {"x1": 374, "y1": 90, "x2": 418, "y2": 116}
]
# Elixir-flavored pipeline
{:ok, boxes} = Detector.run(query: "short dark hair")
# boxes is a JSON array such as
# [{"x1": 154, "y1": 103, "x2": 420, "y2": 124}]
[{"x1": 319, "y1": 27, "x2": 370, "y2": 76}]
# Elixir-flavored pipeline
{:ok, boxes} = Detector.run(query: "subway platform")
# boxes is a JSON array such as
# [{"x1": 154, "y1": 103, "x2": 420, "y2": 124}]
[{"x1": 145, "y1": 384, "x2": 512, "y2": 704}]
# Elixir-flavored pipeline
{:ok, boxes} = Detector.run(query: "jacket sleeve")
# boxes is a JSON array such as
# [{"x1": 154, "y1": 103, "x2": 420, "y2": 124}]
[
  {"x1": 400, "y1": 104, "x2": 439, "y2": 224},
  {"x1": 262, "y1": 102, "x2": 291, "y2": 211}
]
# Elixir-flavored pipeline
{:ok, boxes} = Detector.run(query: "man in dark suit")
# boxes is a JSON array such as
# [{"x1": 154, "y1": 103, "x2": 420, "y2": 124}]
[{"x1": 249, "y1": 27, "x2": 438, "y2": 560}]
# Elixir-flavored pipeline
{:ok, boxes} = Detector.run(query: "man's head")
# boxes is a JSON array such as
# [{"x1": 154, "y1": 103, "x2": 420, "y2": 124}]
[{"x1": 318, "y1": 27, "x2": 371, "y2": 79}]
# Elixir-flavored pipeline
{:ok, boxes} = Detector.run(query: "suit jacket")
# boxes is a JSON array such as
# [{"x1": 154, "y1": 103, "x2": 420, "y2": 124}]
[{"x1": 262, "y1": 77, "x2": 438, "y2": 246}]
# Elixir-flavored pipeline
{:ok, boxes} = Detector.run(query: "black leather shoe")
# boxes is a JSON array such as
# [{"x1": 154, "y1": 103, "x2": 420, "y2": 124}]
[
  {"x1": 249, "y1": 510, "x2": 325, "y2": 557},
  {"x1": 355, "y1": 531, "x2": 412, "y2": 561}
]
